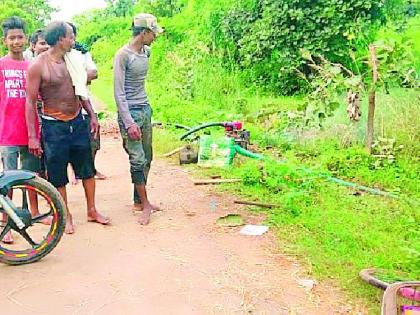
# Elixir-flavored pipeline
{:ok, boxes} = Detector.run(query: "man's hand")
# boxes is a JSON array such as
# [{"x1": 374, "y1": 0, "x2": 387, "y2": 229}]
[
  {"x1": 28, "y1": 138, "x2": 43, "y2": 157},
  {"x1": 90, "y1": 114, "x2": 100, "y2": 140},
  {"x1": 127, "y1": 125, "x2": 141, "y2": 141}
]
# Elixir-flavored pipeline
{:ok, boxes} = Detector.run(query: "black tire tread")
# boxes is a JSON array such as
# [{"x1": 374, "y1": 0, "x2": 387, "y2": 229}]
[
  {"x1": 359, "y1": 268, "x2": 390, "y2": 290},
  {"x1": 0, "y1": 176, "x2": 66, "y2": 265}
]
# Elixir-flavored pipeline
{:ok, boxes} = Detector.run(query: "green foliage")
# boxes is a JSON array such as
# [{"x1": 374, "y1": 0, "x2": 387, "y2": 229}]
[
  {"x1": 371, "y1": 39, "x2": 419, "y2": 88},
  {"x1": 371, "y1": 137, "x2": 404, "y2": 169},
  {"x1": 299, "y1": 37, "x2": 419, "y2": 127},
  {"x1": 134, "y1": 0, "x2": 185, "y2": 17},
  {"x1": 218, "y1": 0, "x2": 399, "y2": 94},
  {"x1": 290, "y1": 137, "x2": 420, "y2": 196},
  {"x1": 0, "y1": 0, "x2": 55, "y2": 54},
  {"x1": 105, "y1": 0, "x2": 136, "y2": 17},
  {"x1": 0, "y1": 0, "x2": 55, "y2": 32}
]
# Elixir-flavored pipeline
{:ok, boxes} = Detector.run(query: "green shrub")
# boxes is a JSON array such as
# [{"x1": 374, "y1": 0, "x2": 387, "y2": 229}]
[{"x1": 218, "y1": 0, "x2": 409, "y2": 94}]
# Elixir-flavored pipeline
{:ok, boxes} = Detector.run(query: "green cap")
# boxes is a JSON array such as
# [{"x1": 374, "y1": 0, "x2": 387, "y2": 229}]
[{"x1": 133, "y1": 13, "x2": 163, "y2": 34}]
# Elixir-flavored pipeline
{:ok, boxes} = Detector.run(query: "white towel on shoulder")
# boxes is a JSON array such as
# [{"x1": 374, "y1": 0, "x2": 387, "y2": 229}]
[{"x1": 64, "y1": 49, "x2": 88, "y2": 100}]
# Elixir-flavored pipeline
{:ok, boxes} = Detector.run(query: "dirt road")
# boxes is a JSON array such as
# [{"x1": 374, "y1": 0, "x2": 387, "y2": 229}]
[{"x1": 0, "y1": 136, "x2": 360, "y2": 315}]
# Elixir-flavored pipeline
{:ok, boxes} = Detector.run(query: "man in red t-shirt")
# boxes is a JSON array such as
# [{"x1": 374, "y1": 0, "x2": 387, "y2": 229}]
[{"x1": 0, "y1": 17, "x2": 43, "y2": 244}]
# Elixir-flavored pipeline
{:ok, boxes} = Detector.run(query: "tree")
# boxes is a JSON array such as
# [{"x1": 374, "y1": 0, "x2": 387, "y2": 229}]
[
  {"x1": 0, "y1": 0, "x2": 55, "y2": 54},
  {"x1": 134, "y1": 0, "x2": 184, "y2": 17},
  {"x1": 218, "y1": 0, "x2": 412, "y2": 94},
  {"x1": 105, "y1": 0, "x2": 136, "y2": 17},
  {"x1": 300, "y1": 38, "x2": 418, "y2": 152},
  {"x1": 0, "y1": 0, "x2": 55, "y2": 30}
]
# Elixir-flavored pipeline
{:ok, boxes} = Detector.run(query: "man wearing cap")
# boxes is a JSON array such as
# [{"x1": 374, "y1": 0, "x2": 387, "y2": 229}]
[{"x1": 113, "y1": 13, "x2": 163, "y2": 225}]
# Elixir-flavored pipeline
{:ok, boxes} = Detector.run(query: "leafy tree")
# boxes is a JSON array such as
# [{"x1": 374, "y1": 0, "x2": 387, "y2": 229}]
[
  {"x1": 132, "y1": 0, "x2": 185, "y2": 17},
  {"x1": 105, "y1": 0, "x2": 136, "y2": 17},
  {"x1": 0, "y1": 0, "x2": 55, "y2": 54},
  {"x1": 299, "y1": 39, "x2": 418, "y2": 152},
  {"x1": 218, "y1": 0, "x2": 412, "y2": 94}
]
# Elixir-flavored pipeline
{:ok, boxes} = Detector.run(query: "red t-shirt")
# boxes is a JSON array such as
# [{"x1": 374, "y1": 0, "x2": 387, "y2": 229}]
[{"x1": 0, "y1": 56, "x2": 38, "y2": 146}]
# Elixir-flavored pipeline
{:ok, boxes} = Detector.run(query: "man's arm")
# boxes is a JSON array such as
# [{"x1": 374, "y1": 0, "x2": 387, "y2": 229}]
[
  {"x1": 87, "y1": 69, "x2": 98, "y2": 84},
  {"x1": 85, "y1": 52, "x2": 98, "y2": 84},
  {"x1": 81, "y1": 98, "x2": 99, "y2": 139},
  {"x1": 25, "y1": 62, "x2": 42, "y2": 156},
  {"x1": 113, "y1": 50, "x2": 140, "y2": 140}
]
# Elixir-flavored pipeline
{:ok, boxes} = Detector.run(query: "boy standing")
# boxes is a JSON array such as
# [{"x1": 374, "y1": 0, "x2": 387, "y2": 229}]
[{"x1": 0, "y1": 17, "x2": 41, "y2": 243}]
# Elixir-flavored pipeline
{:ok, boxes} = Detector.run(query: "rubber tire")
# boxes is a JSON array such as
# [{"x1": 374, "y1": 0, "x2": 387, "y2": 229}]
[
  {"x1": 0, "y1": 176, "x2": 66, "y2": 265},
  {"x1": 359, "y1": 268, "x2": 390, "y2": 290}
]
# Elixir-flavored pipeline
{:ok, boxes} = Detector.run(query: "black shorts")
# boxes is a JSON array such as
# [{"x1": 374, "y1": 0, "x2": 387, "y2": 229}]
[
  {"x1": 83, "y1": 114, "x2": 100, "y2": 152},
  {"x1": 42, "y1": 112, "x2": 95, "y2": 187}
]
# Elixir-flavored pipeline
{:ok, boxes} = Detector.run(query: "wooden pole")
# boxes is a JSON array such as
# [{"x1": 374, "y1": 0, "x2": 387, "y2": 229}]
[
  {"x1": 366, "y1": 44, "x2": 379, "y2": 154},
  {"x1": 162, "y1": 146, "x2": 184, "y2": 158},
  {"x1": 193, "y1": 179, "x2": 242, "y2": 185},
  {"x1": 234, "y1": 200, "x2": 278, "y2": 209}
]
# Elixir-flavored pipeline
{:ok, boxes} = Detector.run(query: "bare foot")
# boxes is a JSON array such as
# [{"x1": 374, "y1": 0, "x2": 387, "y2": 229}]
[
  {"x1": 87, "y1": 210, "x2": 111, "y2": 225},
  {"x1": 132, "y1": 202, "x2": 143, "y2": 211},
  {"x1": 133, "y1": 203, "x2": 161, "y2": 213},
  {"x1": 151, "y1": 204, "x2": 162, "y2": 212},
  {"x1": 40, "y1": 216, "x2": 53, "y2": 225},
  {"x1": 95, "y1": 171, "x2": 107, "y2": 180},
  {"x1": 2, "y1": 231, "x2": 13, "y2": 244},
  {"x1": 138, "y1": 204, "x2": 152, "y2": 225},
  {"x1": 65, "y1": 215, "x2": 75, "y2": 234},
  {"x1": 32, "y1": 213, "x2": 53, "y2": 225}
]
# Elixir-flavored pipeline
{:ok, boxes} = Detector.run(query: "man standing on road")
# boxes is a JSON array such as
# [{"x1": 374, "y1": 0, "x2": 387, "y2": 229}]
[
  {"x1": 67, "y1": 22, "x2": 107, "y2": 183},
  {"x1": 25, "y1": 21, "x2": 110, "y2": 234},
  {"x1": 113, "y1": 13, "x2": 162, "y2": 225},
  {"x1": 24, "y1": 29, "x2": 50, "y2": 180}
]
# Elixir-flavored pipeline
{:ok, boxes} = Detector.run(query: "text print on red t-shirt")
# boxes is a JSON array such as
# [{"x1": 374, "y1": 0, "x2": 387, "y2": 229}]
[{"x1": 1, "y1": 69, "x2": 27, "y2": 99}]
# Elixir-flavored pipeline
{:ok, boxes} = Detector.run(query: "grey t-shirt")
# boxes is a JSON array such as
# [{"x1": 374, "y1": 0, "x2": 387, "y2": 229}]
[{"x1": 113, "y1": 45, "x2": 151, "y2": 129}]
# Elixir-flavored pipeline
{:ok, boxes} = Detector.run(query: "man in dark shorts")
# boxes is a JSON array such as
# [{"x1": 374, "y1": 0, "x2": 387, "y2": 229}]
[
  {"x1": 25, "y1": 21, "x2": 110, "y2": 234},
  {"x1": 67, "y1": 22, "x2": 106, "y2": 182}
]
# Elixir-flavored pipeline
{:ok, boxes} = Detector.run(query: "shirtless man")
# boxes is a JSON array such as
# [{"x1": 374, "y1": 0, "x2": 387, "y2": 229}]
[{"x1": 25, "y1": 21, "x2": 110, "y2": 234}]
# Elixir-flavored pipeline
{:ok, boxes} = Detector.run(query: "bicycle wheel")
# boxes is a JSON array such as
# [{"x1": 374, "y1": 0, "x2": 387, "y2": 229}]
[
  {"x1": 360, "y1": 268, "x2": 391, "y2": 290},
  {"x1": 0, "y1": 176, "x2": 66, "y2": 265}
]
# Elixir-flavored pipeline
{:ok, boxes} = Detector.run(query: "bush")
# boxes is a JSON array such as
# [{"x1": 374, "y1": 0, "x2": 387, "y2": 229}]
[{"x1": 218, "y1": 0, "x2": 408, "y2": 94}]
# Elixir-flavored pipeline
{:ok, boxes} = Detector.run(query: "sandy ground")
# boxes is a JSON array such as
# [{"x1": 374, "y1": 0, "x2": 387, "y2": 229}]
[{"x1": 0, "y1": 135, "x2": 363, "y2": 315}]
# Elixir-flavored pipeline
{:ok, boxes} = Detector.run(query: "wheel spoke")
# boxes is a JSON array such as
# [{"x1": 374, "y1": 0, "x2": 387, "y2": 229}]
[
  {"x1": 31, "y1": 211, "x2": 52, "y2": 224},
  {"x1": 0, "y1": 224, "x2": 11, "y2": 242},
  {"x1": 21, "y1": 187, "x2": 28, "y2": 210},
  {"x1": 19, "y1": 229, "x2": 38, "y2": 247}
]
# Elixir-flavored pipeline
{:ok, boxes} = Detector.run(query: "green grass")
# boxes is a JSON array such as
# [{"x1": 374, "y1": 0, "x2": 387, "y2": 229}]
[
  {"x1": 90, "y1": 68, "x2": 116, "y2": 112},
  {"x1": 140, "y1": 115, "x2": 419, "y2": 314}
]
